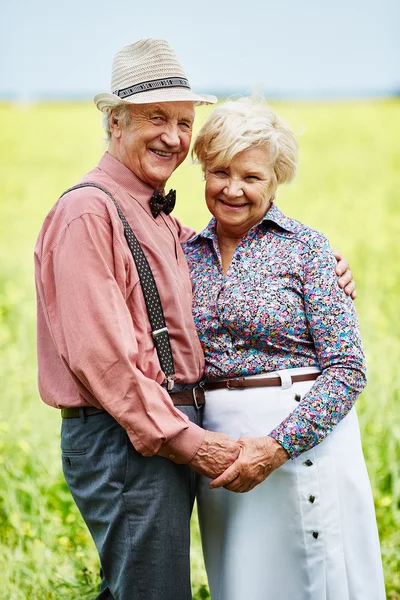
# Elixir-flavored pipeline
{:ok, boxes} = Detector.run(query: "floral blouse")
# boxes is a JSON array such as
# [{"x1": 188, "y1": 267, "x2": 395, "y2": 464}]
[{"x1": 182, "y1": 203, "x2": 366, "y2": 458}]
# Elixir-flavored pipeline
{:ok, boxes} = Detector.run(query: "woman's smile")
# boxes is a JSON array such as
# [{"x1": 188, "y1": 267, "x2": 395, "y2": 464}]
[{"x1": 218, "y1": 199, "x2": 249, "y2": 210}]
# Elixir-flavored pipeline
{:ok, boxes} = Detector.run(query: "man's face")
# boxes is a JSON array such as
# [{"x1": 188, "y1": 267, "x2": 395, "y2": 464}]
[{"x1": 111, "y1": 101, "x2": 195, "y2": 189}]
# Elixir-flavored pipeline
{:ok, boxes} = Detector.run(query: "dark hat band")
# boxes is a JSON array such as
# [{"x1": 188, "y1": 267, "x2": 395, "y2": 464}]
[{"x1": 113, "y1": 77, "x2": 191, "y2": 99}]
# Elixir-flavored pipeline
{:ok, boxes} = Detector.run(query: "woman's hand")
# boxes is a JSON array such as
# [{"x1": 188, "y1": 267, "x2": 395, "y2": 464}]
[
  {"x1": 209, "y1": 436, "x2": 289, "y2": 493},
  {"x1": 332, "y1": 249, "x2": 356, "y2": 299}
]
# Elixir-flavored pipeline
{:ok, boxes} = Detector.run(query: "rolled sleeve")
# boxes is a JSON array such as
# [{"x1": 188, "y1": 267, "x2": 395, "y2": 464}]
[{"x1": 43, "y1": 212, "x2": 204, "y2": 462}]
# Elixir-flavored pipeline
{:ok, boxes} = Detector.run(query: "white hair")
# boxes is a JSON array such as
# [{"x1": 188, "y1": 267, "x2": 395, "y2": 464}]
[
  {"x1": 101, "y1": 103, "x2": 132, "y2": 142},
  {"x1": 193, "y1": 98, "x2": 298, "y2": 185}
]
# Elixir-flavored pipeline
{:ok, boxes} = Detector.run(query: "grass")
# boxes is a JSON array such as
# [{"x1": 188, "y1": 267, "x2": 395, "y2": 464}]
[{"x1": 0, "y1": 98, "x2": 400, "y2": 598}]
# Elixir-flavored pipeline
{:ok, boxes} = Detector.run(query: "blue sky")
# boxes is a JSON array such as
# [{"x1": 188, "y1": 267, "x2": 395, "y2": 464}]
[{"x1": 1, "y1": 0, "x2": 399, "y2": 100}]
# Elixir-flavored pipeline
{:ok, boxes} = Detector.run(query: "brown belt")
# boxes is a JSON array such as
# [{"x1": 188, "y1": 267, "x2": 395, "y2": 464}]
[
  {"x1": 202, "y1": 372, "x2": 320, "y2": 391},
  {"x1": 61, "y1": 386, "x2": 205, "y2": 419},
  {"x1": 169, "y1": 388, "x2": 205, "y2": 408},
  {"x1": 61, "y1": 406, "x2": 104, "y2": 418}
]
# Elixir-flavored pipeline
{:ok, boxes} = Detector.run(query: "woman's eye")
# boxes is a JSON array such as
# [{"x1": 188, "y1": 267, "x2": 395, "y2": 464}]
[
  {"x1": 215, "y1": 170, "x2": 228, "y2": 177},
  {"x1": 246, "y1": 175, "x2": 259, "y2": 181}
]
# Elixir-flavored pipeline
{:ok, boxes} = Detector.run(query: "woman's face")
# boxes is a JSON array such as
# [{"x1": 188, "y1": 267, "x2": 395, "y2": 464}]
[{"x1": 205, "y1": 146, "x2": 277, "y2": 238}]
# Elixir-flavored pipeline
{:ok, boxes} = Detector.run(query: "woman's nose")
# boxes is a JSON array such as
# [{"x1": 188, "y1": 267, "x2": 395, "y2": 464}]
[{"x1": 223, "y1": 180, "x2": 243, "y2": 198}]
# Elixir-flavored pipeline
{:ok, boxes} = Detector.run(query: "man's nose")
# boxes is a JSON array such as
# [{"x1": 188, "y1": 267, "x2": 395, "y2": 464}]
[
  {"x1": 160, "y1": 125, "x2": 180, "y2": 148},
  {"x1": 223, "y1": 179, "x2": 243, "y2": 198}
]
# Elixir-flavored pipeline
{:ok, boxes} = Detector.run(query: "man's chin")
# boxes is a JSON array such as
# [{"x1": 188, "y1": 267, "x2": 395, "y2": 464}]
[{"x1": 145, "y1": 165, "x2": 178, "y2": 189}]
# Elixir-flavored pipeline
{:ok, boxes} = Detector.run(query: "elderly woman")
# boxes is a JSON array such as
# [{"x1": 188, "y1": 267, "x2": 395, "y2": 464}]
[{"x1": 183, "y1": 100, "x2": 385, "y2": 600}]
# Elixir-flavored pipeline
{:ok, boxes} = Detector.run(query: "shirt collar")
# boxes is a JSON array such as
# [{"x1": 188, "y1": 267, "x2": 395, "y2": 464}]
[
  {"x1": 98, "y1": 152, "x2": 155, "y2": 209},
  {"x1": 187, "y1": 203, "x2": 297, "y2": 246},
  {"x1": 262, "y1": 203, "x2": 297, "y2": 233}
]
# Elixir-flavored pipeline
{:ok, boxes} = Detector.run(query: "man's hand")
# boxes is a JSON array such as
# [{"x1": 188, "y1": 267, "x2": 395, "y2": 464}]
[
  {"x1": 332, "y1": 249, "x2": 356, "y2": 299},
  {"x1": 188, "y1": 431, "x2": 241, "y2": 479},
  {"x1": 209, "y1": 436, "x2": 289, "y2": 493}
]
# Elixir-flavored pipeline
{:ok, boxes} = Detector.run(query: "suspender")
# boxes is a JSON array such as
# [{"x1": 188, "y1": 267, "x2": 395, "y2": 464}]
[{"x1": 60, "y1": 183, "x2": 176, "y2": 389}]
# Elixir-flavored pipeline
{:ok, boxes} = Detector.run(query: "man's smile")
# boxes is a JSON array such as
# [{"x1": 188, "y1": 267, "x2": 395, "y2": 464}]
[{"x1": 150, "y1": 149, "x2": 175, "y2": 158}]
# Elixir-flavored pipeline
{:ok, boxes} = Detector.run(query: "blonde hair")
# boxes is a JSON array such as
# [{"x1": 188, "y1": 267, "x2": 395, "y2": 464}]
[
  {"x1": 102, "y1": 103, "x2": 132, "y2": 141},
  {"x1": 193, "y1": 98, "x2": 298, "y2": 185}
]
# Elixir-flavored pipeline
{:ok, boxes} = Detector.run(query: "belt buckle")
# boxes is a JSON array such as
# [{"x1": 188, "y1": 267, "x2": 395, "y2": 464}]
[{"x1": 192, "y1": 381, "x2": 204, "y2": 410}]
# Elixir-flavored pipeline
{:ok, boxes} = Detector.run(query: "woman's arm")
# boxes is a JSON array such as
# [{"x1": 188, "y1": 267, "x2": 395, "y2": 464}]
[
  {"x1": 269, "y1": 233, "x2": 366, "y2": 458},
  {"x1": 209, "y1": 233, "x2": 366, "y2": 491}
]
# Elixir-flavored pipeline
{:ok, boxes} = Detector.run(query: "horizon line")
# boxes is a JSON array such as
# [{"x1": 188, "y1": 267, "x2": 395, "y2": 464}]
[{"x1": 1, "y1": 87, "x2": 399, "y2": 103}]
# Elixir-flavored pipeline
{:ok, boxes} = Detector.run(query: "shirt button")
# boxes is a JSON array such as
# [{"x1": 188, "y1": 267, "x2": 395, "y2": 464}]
[
  {"x1": 308, "y1": 495, "x2": 316, "y2": 503},
  {"x1": 312, "y1": 531, "x2": 319, "y2": 539},
  {"x1": 302, "y1": 459, "x2": 313, "y2": 467},
  {"x1": 169, "y1": 454, "x2": 176, "y2": 460}
]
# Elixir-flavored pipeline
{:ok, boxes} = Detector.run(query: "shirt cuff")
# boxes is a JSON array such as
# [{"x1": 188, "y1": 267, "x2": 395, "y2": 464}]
[
  {"x1": 268, "y1": 430, "x2": 299, "y2": 459},
  {"x1": 156, "y1": 421, "x2": 206, "y2": 464}
]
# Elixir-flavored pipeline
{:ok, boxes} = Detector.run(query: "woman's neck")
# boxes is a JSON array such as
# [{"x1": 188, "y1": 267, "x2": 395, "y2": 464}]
[
  {"x1": 216, "y1": 224, "x2": 246, "y2": 248},
  {"x1": 216, "y1": 225, "x2": 245, "y2": 275}
]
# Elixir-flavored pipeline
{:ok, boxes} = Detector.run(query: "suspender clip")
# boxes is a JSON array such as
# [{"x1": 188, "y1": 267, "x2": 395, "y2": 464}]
[{"x1": 153, "y1": 327, "x2": 168, "y2": 338}]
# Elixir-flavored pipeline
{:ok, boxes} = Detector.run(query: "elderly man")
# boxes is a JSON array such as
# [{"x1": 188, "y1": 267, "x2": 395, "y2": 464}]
[{"x1": 35, "y1": 39, "x2": 355, "y2": 600}]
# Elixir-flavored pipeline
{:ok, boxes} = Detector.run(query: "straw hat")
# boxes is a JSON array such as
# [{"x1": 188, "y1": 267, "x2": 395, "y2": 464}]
[{"x1": 94, "y1": 39, "x2": 217, "y2": 111}]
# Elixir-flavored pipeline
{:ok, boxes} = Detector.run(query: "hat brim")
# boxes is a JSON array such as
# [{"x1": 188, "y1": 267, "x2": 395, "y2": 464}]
[{"x1": 94, "y1": 88, "x2": 217, "y2": 111}]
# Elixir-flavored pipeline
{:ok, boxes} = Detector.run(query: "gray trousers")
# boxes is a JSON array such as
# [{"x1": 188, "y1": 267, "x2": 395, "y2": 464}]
[{"x1": 61, "y1": 405, "x2": 202, "y2": 600}]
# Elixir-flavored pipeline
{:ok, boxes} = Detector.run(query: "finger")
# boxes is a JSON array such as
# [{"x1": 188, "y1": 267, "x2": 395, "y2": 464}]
[
  {"x1": 209, "y1": 462, "x2": 241, "y2": 489},
  {"x1": 225, "y1": 482, "x2": 250, "y2": 493},
  {"x1": 237, "y1": 483, "x2": 255, "y2": 493},
  {"x1": 224, "y1": 480, "x2": 243, "y2": 492},
  {"x1": 331, "y1": 248, "x2": 342, "y2": 262},
  {"x1": 338, "y1": 270, "x2": 353, "y2": 289},
  {"x1": 351, "y1": 289, "x2": 357, "y2": 300},
  {"x1": 224, "y1": 475, "x2": 258, "y2": 493},
  {"x1": 343, "y1": 280, "x2": 356, "y2": 297},
  {"x1": 335, "y1": 257, "x2": 348, "y2": 277},
  {"x1": 222, "y1": 474, "x2": 241, "y2": 491}
]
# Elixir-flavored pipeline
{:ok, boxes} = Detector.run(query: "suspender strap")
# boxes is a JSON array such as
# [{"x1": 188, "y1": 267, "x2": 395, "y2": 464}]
[{"x1": 60, "y1": 183, "x2": 176, "y2": 388}]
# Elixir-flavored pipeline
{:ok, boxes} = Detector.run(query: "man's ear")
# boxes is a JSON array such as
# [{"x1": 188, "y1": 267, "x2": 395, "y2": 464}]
[{"x1": 109, "y1": 111, "x2": 122, "y2": 139}]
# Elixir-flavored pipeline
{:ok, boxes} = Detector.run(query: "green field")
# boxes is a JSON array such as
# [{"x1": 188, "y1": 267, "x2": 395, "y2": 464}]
[{"x1": 1, "y1": 99, "x2": 399, "y2": 599}]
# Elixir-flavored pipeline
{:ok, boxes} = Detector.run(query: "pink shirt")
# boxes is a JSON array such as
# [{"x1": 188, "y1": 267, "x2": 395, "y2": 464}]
[{"x1": 35, "y1": 152, "x2": 206, "y2": 463}]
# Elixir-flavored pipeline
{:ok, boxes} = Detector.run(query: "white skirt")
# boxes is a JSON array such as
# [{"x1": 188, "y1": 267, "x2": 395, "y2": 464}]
[{"x1": 197, "y1": 367, "x2": 385, "y2": 600}]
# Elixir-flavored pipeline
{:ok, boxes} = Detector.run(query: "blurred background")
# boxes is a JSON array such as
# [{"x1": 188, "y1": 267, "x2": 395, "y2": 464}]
[
  {"x1": 1, "y1": 0, "x2": 399, "y2": 100},
  {"x1": 1, "y1": 1, "x2": 399, "y2": 598}
]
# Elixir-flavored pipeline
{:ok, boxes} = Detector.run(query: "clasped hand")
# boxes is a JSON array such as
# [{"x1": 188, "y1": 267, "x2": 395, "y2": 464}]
[{"x1": 209, "y1": 436, "x2": 289, "y2": 493}]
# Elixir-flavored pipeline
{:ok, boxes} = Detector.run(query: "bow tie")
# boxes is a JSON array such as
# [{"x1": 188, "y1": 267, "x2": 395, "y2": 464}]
[{"x1": 150, "y1": 189, "x2": 176, "y2": 218}]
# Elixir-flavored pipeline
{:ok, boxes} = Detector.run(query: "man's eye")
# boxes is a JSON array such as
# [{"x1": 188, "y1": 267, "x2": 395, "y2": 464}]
[
  {"x1": 152, "y1": 116, "x2": 164, "y2": 122},
  {"x1": 179, "y1": 121, "x2": 192, "y2": 129}
]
